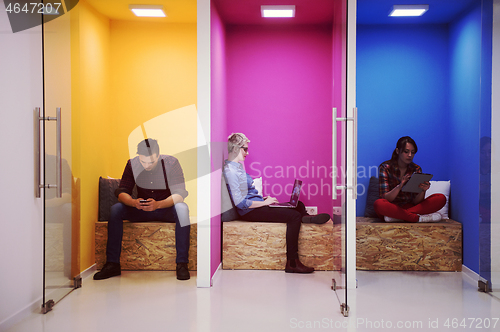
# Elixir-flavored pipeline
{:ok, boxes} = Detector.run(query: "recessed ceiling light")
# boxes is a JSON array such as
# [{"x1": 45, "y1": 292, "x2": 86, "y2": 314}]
[
  {"x1": 129, "y1": 4, "x2": 166, "y2": 17},
  {"x1": 389, "y1": 4, "x2": 429, "y2": 17},
  {"x1": 261, "y1": 5, "x2": 295, "y2": 18}
]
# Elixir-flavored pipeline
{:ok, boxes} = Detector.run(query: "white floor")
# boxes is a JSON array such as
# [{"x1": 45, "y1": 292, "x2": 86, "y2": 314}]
[{"x1": 5, "y1": 270, "x2": 500, "y2": 332}]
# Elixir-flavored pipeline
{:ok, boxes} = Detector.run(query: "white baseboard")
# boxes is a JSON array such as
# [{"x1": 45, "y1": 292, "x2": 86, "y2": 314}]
[
  {"x1": 210, "y1": 262, "x2": 223, "y2": 287},
  {"x1": 0, "y1": 296, "x2": 43, "y2": 332},
  {"x1": 462, "y1": 265, "x2": 488, "y2": 288},
  {"x1": 80, "y1": 264, "x2": 97, "y2": 282},
  {"x1": 0, "y1": 264, "x2": 98, "y2": 331}
]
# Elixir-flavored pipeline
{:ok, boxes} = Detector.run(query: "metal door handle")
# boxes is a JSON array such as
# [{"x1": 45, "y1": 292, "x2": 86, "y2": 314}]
[
  {"x1": 35, "y1": 108, "x2": 41, "y2": 198},
  {"x1": 352, "y1": 107, "x2": 358, "y2": 200},
  {"x1": 333, "y1": 107, "x2": 358, "y2": 200},
  {"x1": 55, "y1": 108, "x2": 62, "y2": 198},
  {"x1": 332, "y1": 108, "x2": 337, "y2": 200},
  {"x1": 34, "y1": 108, "x2": 62, "y2": 198}
]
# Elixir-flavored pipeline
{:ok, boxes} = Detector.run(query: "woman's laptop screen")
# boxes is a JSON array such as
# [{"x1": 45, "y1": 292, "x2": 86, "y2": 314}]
[{"x1": 269, "y1": 179, "x2": 302, "y2": 208}]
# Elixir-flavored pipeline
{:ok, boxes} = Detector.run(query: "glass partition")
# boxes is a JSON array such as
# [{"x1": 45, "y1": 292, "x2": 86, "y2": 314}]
[
  {"x1": 331, "y1": 0, "x2": 350, "y2": 316},
  {"x1": 42, "y1": 2, "x2": 79, "y2": 313},
  {"x1": 210, "y1": 0, "x2": 351, "y2": 315},
  {"x1": 482, "y1": 0, "x2": 499, "y2": 299}
]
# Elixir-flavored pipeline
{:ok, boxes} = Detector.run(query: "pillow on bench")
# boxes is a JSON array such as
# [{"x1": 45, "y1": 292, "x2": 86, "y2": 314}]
[
  {"x1": 98, "y1": 177, "x2": 137, "y2": 221},
  {"x1": 425, "y1": 180, "x2": 450, "y2": 219},
  {"x1": 221, "y1": 174, "x2": 240, "y2": 222},
  {"x1": 364, "y1": 176, "x2": 379, "y2": 218}
]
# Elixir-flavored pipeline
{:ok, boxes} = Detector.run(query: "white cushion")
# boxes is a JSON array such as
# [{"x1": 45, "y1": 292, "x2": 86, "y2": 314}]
[
  {"x1": 425, "y1": 180, "x2": 450, "y2": 219},
  {"x1": 253, "y1": 177, "x2": 263, "y2": 196}
]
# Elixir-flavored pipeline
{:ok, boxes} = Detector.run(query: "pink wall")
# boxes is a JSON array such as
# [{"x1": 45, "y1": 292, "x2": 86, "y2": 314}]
[
  {"x1": 332, "y1": 0, "x2": 347, "y2": 208},
  {"x1": 210, "y1": 1, "x2": 346, "y2": 280},
  {"x1": 210, "y1": 2, "x2": 226, "y2": 276},
  {"x1": 226, "y1": 24, "x2": 334, "y2": 215}
]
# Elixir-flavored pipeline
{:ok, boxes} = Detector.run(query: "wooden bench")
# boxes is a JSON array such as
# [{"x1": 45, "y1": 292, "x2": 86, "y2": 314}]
[
  {"x1": 222, "y1": 217, "x2": 462, "y2": 272},
  {"x1": 94, "y1": 177, "x2": 197, "y2": 271},
  {"x1": 222, "y1": 221, "x2": 341, "y2": 271},
  {"x1": 95, "y1": 219, "x2": 197, "y2": 271},
  {"x1": 356, "y1": 217, "x2": 462, "y2": 271}
]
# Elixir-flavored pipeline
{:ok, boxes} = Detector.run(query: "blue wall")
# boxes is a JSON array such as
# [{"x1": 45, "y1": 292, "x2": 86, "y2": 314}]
[
  {"x1": 449, "y1": 3, "x2": 482, "y2": 273},
  {"x1": 357, "y1": 2, "x2": 489, "y2": 273},
  {"x1": 356, "y1": 24, "x2": 450, "y2": 215}
]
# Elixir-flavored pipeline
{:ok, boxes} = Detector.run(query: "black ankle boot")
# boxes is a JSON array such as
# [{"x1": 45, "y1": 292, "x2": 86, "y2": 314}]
[
  {"x1": 285, "y1": 259, "x2": 314, "y2": 273},
  {"x1": 176, "y1": 263, "x2": 190, "y2": 280},
  {"x1": 93, "y1": 262, "x2": 121, "y2": 280}
]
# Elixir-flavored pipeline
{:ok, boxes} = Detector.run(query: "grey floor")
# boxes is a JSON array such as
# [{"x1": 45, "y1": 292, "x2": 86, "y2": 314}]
[{"x1": 5, "y1": 269, "x2": 500, "y2": 332}]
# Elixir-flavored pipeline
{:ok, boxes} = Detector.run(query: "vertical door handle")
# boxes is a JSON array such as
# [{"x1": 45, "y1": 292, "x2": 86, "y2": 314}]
[
  {"x1": 34, "y1": 108, "x2": 62, "y2": 198},
  {"x1": 35, "y1": 108, "x2": 41, "y2": 198},
  {"x1": 333, "y1": 107, "x2": 358, "y2": 200},
  {"x1": 352, "y1": 107, "x2": 358, "y2": 200},
  {"x1": 332, "y1": 108, "x2": 337, "y2": 200},
  {"x1": 55, "y1": 108, "x2": 62, "y2": 198}
]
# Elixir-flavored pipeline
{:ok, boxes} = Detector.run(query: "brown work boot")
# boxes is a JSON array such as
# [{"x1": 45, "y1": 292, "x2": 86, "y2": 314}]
[{"x1": 285, "y1": 259, "x2": 314, "y2": 274}]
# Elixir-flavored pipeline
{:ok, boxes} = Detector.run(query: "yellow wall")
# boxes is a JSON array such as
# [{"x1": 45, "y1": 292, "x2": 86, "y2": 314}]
[
  {"x1": 72, "y1": 0, "x2": 112, "y2": 272},
  {"x1": 72, "y1": 0, "x2": 197, "y2": 272},
  {"x1": 108, "y1": 20, "x2": 198, "y2": 211}
]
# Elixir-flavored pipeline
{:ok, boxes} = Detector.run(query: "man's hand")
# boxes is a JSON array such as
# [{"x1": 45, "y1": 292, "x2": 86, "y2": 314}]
[
  {"x1": 138, "y1": 198, "x2": 159, "y2": 212},
  {"x1": 133, "y1": 198, "x2": 145, "y2": 210}
]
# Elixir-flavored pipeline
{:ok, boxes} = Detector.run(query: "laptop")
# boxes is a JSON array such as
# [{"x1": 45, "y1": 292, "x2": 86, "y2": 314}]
[{"x1": 269, "y1": 179, "x2": 303, "y2": 208}]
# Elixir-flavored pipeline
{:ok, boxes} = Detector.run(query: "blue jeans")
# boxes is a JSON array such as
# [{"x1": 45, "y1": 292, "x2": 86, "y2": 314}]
[{"x1": 106, "y1": 202, "x2": 190, "y2": 264}]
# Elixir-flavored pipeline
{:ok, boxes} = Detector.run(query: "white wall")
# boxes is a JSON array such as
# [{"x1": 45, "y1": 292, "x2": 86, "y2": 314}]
[
  {"x1": 0, "y1": 7, "x2": 44, "y2": 329},
  {"x1": 491, "y1": 0, "x2": 500, "y2": 288}
]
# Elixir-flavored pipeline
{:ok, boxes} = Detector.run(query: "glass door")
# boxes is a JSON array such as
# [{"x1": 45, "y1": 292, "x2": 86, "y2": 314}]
[
  {"x1": 40, "y1": 1, "x2": 79, "y2": 313},
  {"x1": 480, "y1": 0, "x2": 498, "y2": 300},
  {"x1": 331, "y1": 0, "x2": 355, "y2": 317}
]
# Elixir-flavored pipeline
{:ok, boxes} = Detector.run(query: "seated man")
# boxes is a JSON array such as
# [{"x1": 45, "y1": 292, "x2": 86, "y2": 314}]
[{"x1": 94, "y1": 138, "x2": 191, "y2": 280}]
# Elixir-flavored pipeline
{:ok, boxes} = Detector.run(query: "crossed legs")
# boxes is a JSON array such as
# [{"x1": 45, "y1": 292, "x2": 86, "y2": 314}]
[{"x1": 374, "y1": 193, "x2": 446, "y2": 222}]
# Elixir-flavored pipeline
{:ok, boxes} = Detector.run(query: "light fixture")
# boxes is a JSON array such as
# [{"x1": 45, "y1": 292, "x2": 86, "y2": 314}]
[
  {"x1": 261, "y1": 5, "x2": 295, "y2": 18},
  {"x1": 389, "y1": 4, "x2": 429, "y2": 17},
  {"x1": 129, "y1": 4, "x2": 166, "y2": 17}
]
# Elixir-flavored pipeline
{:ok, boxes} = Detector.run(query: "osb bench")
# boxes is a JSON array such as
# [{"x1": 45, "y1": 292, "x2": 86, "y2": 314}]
[
  {"x1": 94, "y1": 177, "x2": 197, "y2": 271},
  {"x1": 356, "y1": 217, "x2": 462, "y2": 271},
  {"x1": 95, "y1": 219, "x2": 197, "y2": 271},
  {"x1": 222, "y1": 221, "x2": 342, "y2": 271}
]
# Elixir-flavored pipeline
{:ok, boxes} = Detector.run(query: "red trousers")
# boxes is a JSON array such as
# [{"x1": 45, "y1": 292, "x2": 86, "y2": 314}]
[{"x1": 373, "y1": 194, "x2": 447, "y2": 222}]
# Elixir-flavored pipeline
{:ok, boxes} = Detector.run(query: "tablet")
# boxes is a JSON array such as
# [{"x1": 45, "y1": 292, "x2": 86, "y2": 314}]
[{"x1": 401, "y1": 173, "x2": 433, "y2": 193}]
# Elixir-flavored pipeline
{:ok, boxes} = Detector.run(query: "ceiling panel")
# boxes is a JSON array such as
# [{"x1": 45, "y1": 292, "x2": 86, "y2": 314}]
[
  {"x1": 84, "y1": 0, "x2": 196, "y2": 23},
  {"x1": 213, "y1": 0, "x2": 337, "y2": 25},
  {"x1": 357, "y1": 0, "x2": 479, "y2": 25}
]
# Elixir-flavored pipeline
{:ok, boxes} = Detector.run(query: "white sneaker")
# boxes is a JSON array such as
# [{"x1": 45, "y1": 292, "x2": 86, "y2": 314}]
[
  {"x1": 418, "y1": 212, "x2": 442, "y2": 223},
  {"x1": 384, "y1": 216, "x2": 402, "y2": 222}
]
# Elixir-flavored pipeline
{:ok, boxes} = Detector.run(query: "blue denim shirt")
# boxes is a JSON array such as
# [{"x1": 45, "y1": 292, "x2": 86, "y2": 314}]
[{"x1": 223, "y1": 160, "x2": 263, "y2": 215}]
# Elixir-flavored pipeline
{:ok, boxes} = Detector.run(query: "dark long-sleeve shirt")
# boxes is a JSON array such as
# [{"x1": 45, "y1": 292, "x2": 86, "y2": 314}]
[{"x1": 116, "y1": 155, "x2": 188, "y2": 201}]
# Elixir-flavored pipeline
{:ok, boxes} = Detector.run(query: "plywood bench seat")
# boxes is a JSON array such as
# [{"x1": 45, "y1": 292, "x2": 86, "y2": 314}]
[
  {"x1": 356, "y1": 217, "x2": 462, "y2": 271},
  {"x1": 222, "y1": 220, "x2": 342, "y2": 271},
  {"x1": 95, "y1": 218, "x2": 197, "y2": 271}
]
